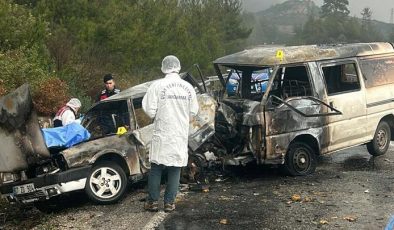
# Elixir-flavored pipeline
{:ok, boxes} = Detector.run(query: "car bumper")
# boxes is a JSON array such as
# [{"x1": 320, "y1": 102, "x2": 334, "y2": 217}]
[{"x1": 0, "y1": 166, "x2": 91, "y2": 204}]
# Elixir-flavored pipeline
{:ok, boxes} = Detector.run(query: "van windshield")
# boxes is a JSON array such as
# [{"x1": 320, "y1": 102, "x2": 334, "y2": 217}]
[
  {"x1": 222, "y1": 67, "x2": 273, "y2": 101},
  {"x1": 216, "y1": 64, "x2": 314, "y2": 105}
]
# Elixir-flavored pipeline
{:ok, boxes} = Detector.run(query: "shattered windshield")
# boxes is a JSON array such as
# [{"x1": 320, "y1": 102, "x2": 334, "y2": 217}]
[
  {"x1": 216, "y1": 65, "x2": 273, "y2": 101},
  {"x1": 216, "y1": 64, "x2": 314, "y2": 106}
]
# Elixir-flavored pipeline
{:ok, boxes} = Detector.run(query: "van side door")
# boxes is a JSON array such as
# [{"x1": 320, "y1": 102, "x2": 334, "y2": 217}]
[{"x1": 319, "y1": 60, "x2": 367, "y2": 152}]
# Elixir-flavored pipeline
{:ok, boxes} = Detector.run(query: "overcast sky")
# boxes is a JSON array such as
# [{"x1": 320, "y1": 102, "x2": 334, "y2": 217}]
[{"x1": 242, "y1": 0, "x2": 394, "y2": 23}]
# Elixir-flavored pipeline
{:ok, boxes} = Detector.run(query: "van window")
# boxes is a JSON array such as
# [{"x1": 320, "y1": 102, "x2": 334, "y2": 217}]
[
  {"x1": 322, "y1": 63, "x2": 360, "y2": 95},
  {"x1": 359, "y1": 56, "x2": 394, "y2": 88},
  {"x1": 268, "y1": 65, "x2": 312, "y2": 100},
  {"x1": 280, "y1": 65, "x2": 312, "y2": 99}
]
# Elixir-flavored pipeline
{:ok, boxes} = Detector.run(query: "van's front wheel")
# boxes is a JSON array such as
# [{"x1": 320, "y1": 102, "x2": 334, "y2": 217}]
[
  {"x1": 283, "y1": 142, "x2": 316, "y2": 176},
  {"x1": 367, "y1": 121, "x2": 391, "y2": 156}
]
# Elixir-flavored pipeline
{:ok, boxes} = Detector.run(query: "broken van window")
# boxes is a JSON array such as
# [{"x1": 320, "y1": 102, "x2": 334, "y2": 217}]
[
  {"x1": 322, "y1": 63, "x2": 360, "y2": 95},
  {"x1": 223, "y1": 67, "x2": 272, "y2": 101},
  {"x1": 267, "y1": 65, "x2": 313, "y2": 106}
]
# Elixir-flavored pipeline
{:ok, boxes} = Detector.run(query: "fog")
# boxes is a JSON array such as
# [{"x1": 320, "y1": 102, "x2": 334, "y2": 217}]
[{"x1": 242, "y1": 0, "x2": 394, "y2": 23}]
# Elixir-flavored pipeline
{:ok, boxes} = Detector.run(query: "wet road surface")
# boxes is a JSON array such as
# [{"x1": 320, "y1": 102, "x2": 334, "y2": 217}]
[
  {"x1": 160, "y1": 145, "x2": 394, "y2": 229},
  {"x1": 1, "y1": 145, "x2": 394, "y2": 229}
]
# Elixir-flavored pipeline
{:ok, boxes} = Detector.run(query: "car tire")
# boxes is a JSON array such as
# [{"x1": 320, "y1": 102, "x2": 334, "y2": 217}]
[
  {"x1": 367, "y1": 121, "x2": 391, "y2": 156},
  {"x1": 283, "y1": 142, "x2": 316, "y2": 176},
  {"x1": 85, "y1": 161, "x2": 128, "y2": 204}
]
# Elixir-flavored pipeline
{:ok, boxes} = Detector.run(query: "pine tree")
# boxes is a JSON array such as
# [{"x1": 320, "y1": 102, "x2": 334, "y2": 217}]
[{"x1": 321, "y1": 0, "x2": 350, "y2": 19}]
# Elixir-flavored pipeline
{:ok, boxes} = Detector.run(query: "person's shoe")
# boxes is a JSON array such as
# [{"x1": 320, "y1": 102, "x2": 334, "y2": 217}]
[
  {"x1": 144, "y1": 201, "x2": 159, "y2": 212},
  {"x1": 164, "y1": 203, "x2": 176, "y2": 213}
]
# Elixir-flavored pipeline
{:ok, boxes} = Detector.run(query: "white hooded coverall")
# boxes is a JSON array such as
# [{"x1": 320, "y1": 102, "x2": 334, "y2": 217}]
[{"x1": 142, "y1": 73, "x2": 199, "y2": 167}]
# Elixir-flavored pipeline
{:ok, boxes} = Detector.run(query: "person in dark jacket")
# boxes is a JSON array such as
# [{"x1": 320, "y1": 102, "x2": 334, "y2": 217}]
[
  {"x1": 97, "y1": 74, "x2": 121, "y2": 134},
  {"x1": 97, "y1": 73, "x2": 120, "y2": 102}
]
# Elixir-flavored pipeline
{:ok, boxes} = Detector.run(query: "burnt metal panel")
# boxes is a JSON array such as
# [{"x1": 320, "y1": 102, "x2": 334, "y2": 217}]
[
  {"x1": 213, "y1": 43, "x2": 394, "y2": 67},
  {"x1": 189, "y1": 94, "x2": 217, "y2": 151},
  {"x1": 241, "y1": 100, "x2": 264, "y2": 126},
  {"x1": 0, "y1": 84, "x2": 50, "y2": 173},
  {"x1": 264, "y1": 127, "x2": 326, "y2": 164},
  {"x1": 61, "y1": 134, "x2": 141, "y2": 175},
  {"x1": 266, "y1": 98, "x2": 326, "y2": 135},
  {"x1": 263, "y1": 98, "x2": 329, "y2": 162}
]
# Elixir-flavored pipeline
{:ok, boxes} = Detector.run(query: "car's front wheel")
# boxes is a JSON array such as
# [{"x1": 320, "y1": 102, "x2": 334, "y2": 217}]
[{"x1": 85, "y1": 161, "x2": 128, "y2": 204}]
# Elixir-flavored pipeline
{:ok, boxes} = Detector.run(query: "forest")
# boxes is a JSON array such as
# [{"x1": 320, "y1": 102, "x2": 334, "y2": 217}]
[{"x1": 0, "y1": 0, "x2": 393, "y2": 115}]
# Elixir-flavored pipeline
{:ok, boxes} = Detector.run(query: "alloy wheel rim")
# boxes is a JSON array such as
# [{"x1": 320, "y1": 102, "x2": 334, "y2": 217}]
[{"x1": 89, "y1": 167, "x2": 122, "y2": 199}]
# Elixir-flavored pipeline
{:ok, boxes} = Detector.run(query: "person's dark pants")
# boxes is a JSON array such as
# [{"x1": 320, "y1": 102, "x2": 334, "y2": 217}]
[{"x1": 147, "y1": 163, "x2": 181, "y2": 204}]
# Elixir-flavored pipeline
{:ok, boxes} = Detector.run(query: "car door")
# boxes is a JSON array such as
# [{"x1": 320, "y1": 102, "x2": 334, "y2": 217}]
[{"x1": 319, "y1": 60, "x2": 367, "y2": 152}]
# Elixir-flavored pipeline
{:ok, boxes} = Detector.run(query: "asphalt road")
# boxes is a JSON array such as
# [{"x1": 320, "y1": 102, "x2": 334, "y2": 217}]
[{"x1": 1, "y1": 144, "x2": 394, "y2": 230}]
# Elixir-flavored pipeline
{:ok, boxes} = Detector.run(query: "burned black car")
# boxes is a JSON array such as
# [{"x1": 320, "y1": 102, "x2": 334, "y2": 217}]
[{"x1": 0, "y1": 72, "x2": 216, "y2": 207}]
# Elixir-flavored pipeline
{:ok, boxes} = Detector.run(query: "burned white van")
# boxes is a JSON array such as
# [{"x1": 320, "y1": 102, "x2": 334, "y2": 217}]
[{"x1": 196, "y1": 42, "x2": 394, "y2": 176}]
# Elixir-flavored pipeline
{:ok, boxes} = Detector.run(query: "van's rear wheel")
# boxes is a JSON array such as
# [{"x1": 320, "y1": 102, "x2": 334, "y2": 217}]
[
  {"x1": 85, "y1": 161, "x2": 128, "y2": 204},
  {"x1": 367, "y1": 121, "x2": 391, "y2": 156},
  {"x1": 283, "y1": 142, "x2": 316, "y2": 176}
]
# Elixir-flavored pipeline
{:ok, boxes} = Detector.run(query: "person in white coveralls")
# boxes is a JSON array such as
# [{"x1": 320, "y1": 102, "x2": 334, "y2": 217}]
[{"x1": 142, "y1": 55, "x2": 199, "y2": 212}]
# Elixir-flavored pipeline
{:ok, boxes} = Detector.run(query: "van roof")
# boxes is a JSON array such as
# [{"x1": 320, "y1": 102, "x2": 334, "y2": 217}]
[{"x1": 213, "y1": 42, "x2": 394, "y2": 66}]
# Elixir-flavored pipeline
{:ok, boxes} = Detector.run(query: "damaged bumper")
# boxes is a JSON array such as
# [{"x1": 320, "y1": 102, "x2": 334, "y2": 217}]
[{"x1": 0, "y1": 166, "x2": 91, "y2": 204}]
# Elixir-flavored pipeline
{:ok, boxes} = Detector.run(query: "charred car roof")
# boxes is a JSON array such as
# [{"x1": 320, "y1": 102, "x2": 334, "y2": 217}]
[
  {"x1": 98, "y1": 80, "x2": 154, "y2": 103},
  {"x1": 213, "y1": 42, "x2": 394, "y2": 66}
]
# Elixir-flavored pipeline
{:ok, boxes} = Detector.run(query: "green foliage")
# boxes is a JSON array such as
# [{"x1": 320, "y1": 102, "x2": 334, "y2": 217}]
[
  {"x1": 0, "y1": 46, "x2": 50, "y2": 92},
  {"x1": 389, "y1": 26, "x2": 394, "y2": 41},
  {"x1": 294, "y1": 0, "x2": 384, "y2": 44},
  {"x1": 33, "y1": 77, "x2": 69, "y2": 115},
  {"x1": 245, "y1": 0, "x2": 320, "y2": 46},
  {"x1": 0, "y1": 0, "x2": 47, "y2": 51},
  {"x1": 24, "y1": 0, "x2": 250, "y2": 99},
  {"x1": 66, "y1": 78, "x2": 94, "y2": 114},
  {"x1": 0, "y1": 0, "x2": 50, "y2": 93},
  {"x1": 0, "y1": 0, "x2": 250, "y2": 115},
  {"x1": 359, "y1": 8, "x2": 383, "y2": 42},
  {"x1": 321, "y1": 0, "x2": 350, "y2": 19}
]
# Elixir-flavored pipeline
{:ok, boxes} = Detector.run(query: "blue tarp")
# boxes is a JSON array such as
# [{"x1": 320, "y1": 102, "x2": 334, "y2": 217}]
[{"x1": 41, "y1": 123, "x2": 91, "y2": 148}]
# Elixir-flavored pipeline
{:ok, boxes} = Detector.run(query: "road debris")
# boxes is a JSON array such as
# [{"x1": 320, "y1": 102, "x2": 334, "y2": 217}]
[
  {"x1": 291, "y1": 194, "x2": 302, "y2": 202},
  {"x1": 343, "y1": 216, "x2": 357, "y2": 222},
  {"x1": 219, "y1": 219, "x2": 229, "y2": 225},
  {"x1": 319, "y1": 220, "x2": 329, "y2": 225}
]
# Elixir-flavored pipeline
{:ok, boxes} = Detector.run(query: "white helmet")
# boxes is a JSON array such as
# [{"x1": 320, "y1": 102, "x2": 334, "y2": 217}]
[{"x1": 161, "y1": 55, "x2": 181, "y2": 74}]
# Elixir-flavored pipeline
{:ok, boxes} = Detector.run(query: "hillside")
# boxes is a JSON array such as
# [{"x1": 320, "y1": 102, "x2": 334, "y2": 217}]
[
  {"x1": 245, "y1": 0, "x2": 394, "y2": 46},
  {"x1": 255, "y1": 0, "x2": 319, "y2": 25},
  {"x1": 245, "y1": 0, "x2": 320, "y2": 46}
]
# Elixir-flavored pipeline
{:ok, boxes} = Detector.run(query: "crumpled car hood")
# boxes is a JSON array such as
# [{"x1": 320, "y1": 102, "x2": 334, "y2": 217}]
[{"x1": 0, "y1": 84, "x2": 49, "y2": 172}]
